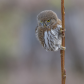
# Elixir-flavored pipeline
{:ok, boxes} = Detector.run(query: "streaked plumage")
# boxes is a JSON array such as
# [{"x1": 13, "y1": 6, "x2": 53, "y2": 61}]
[{"x1": 35, "y1": 10, "x2": 62, "y2": 51}]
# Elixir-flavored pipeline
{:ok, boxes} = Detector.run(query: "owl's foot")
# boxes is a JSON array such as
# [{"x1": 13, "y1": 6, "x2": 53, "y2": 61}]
[
  {"x1": 60, "y1": 28, "x2": 66, "y2": 33},
  {"x1": 60, "y1": 46, "x2": 66, "y2": 50},
  {"x1": 60, "y1": 28, "x2": 66, "y2": 37}
]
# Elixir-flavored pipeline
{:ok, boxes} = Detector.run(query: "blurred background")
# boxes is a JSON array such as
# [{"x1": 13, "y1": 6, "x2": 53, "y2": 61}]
[{"x1": 0, "y1": 0, "x2": 84, "y2": 84}]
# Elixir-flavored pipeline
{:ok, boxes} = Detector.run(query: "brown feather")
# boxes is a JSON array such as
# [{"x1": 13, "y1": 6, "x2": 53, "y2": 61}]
[
  {"x1": 35, "y1": 19, "x2": 61, "y2": 47},
  {"x1": 37, "y1": 10, "x2": 58, "y2": 21}
]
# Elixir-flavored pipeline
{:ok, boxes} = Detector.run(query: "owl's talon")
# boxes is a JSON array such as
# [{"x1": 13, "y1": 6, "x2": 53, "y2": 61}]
[
  {"x1": 60, "y1": 46, "x2": 66, "y2": 50},
  {"x1": 62, "y1": 33, "x2": 65, "y2": 37},
  {"x1": 60, "y1": 28, "x2": 66, "y2": 33},
  {"x1": 60, "y1": 28, "x2": 65, "y2": 37},
  {"x1": 60, "y1": 33, "x2": 65, "y2": 37}
]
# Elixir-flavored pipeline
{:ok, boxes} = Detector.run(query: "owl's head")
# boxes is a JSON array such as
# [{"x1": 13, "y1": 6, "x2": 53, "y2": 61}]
[{"x1": 37, "y1": 10, "x2": 58, "y2": 28}]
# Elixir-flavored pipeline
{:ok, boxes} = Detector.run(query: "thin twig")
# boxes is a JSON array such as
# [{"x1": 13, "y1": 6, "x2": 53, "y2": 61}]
[{"x1": 60, "y1": 0, "x2": 66, "y2": 84}]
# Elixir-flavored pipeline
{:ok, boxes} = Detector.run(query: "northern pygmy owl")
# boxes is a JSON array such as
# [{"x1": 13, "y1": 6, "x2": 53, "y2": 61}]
[{"x1": 35, "y1": 10, "x2": 65, "y2": 51}]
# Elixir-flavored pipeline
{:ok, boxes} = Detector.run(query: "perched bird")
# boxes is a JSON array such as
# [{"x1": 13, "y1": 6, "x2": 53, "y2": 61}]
[{"x1": 35, "y1": 10, "x2": 65, "y2": 51}]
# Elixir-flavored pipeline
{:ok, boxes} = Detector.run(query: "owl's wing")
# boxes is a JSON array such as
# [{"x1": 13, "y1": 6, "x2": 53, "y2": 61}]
[
  {"x1": 57, "y1": 19, "x2": 62, "y2": 25},
  {"x1": 56, "y1": 19, "x2": 62, "y2": 33}
]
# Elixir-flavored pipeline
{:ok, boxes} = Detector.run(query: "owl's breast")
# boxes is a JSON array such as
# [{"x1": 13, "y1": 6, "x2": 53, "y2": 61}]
[
  {"x1": 36, "y1": 25, "x2": 62, "y2": 51},
  {"x1": 44, "y1": 28, "x2": 60, "y2": 51}
]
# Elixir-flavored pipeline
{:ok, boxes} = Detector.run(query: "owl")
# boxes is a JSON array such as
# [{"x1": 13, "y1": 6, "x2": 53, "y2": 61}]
[{"x1": 35, "y1": 10, "x2": 65, "y2": 51}]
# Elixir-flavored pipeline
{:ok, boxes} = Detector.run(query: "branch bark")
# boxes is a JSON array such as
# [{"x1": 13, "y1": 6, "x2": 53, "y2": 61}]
[{"x1": 61, "y1": 0, "x2": 66, "y2": 84}]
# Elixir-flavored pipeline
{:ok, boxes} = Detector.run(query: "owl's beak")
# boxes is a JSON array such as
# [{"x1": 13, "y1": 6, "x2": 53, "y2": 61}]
[{"x1": 44, "y1": 23, "x2": 46, "y2": 27}]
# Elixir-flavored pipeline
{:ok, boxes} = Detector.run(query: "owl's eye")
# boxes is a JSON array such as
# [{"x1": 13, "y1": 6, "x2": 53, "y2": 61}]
[{"x1": 47, "y1": 20, "x2": 50, "y2": 22}]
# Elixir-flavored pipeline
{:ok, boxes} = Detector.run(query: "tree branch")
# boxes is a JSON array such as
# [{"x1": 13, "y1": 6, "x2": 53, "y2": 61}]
[{"x1": 60, "y1": 0, "x2": 66, "y2": 84}]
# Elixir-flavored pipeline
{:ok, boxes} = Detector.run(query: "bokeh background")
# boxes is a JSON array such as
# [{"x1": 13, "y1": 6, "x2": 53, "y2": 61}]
[{"x1": 0, "y1": 0, "x2": 84, "y2": 84}]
